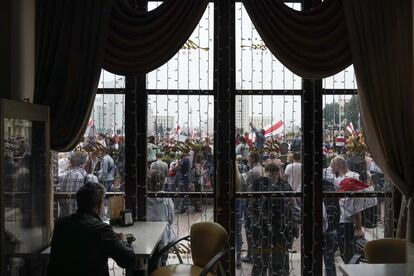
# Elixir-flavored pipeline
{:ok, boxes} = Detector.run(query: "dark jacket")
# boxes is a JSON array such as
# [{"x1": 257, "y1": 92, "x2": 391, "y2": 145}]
[
  {"x1": 251, "y1": 177, "x2": 297, "y2": 248},
  {"x1": 47, "y1": 211, "x2": 136, "y2": 276}
]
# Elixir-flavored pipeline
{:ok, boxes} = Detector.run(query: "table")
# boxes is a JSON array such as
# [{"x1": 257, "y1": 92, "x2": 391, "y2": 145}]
[
  {"x1": 43, "y1": 221, "x2": 167, "y2": 276},
  {"x1": 114, "y1": 222, "x2": 167, "y2": 276},
  {"x1": 339, "y1": 264, "x2": 410, "y2": 276}
]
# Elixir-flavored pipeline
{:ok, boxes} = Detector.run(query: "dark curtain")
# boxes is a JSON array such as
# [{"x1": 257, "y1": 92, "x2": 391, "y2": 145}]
[
  {"x1": 242, "y1": 0, "x2": 352, "y2": 79},
  {"x1": 103, "y1": 0, "x2": 209, "y2": 75},
  {"x1": 343, "y1": 0, "x2": 414, "y2": 241},
  {"x1": 34, "y1": 0, "x2": 112, "y2": 151}
]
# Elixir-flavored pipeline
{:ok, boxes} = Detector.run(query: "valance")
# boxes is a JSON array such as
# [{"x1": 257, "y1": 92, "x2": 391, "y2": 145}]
[
  {"x1": 103, "y1": 0, "x2": 209, "y2": 75},
  {"x1": 242, "y1": 0, "x2": 352, "y2": 79}
]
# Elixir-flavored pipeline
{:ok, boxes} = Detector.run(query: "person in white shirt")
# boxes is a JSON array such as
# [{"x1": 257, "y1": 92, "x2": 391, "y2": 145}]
[
  {"x1": 284, "y1": 152, "x2": 302, "y2": 192},
  {"x1": 331, "y1": 156, "x2": 377, "y2": 264},
  {"x1": 147, "y1": 136, "x2": 158, "y2": 166}
]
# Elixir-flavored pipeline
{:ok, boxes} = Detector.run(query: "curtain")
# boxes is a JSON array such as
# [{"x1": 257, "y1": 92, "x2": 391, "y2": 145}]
[
  {"x1": 242, "y1": 0, "x2": 352, "y2": 79},
  {"x1": 103, "y1": 0, "x2": 209, "y2": 75},
  {"x1": 343, "y1": 0, "x2": 414, "y2": 241},
  {"x1": 34, "y1": 0, "x2": 112, "y2": 151}
]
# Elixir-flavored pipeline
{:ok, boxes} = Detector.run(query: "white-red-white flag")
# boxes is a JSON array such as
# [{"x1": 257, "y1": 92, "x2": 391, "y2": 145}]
[
  {"x1": 346, "y1": 122, "x2": 356, "y2": 137},
  {"x1": 264, "y1": 120, "x2": 283, "y2": 137}
]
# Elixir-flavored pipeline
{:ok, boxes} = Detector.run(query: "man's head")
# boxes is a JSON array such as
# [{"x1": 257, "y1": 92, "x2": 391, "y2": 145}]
[
  {"x1": 248, "y1": 151, "x2": 260, "y2": 167},
  {"x1": 69, "y1": 151, "x2": 88, "y2": 169},
  {"x1": 269, "y1": 151, "x2": 277, "y2": 160},
  {"x1": 331, "y1": 155, "x2": 348, "y2": 176},
  {"x1": 156, "y1": 152, "x2": 163, "y2": 160},
  {"x1": 292, "y1": 152, "x2": 301, "y2": 162},
  {"x1": 148, "y1": 136, "x2": 155, "y2": 143},
  {"x1": 264, "y1": 163, "x2": 280, "y2": 179},
  {"x1": 76, "y1": 182, "x2": 106, "y2": 214}
]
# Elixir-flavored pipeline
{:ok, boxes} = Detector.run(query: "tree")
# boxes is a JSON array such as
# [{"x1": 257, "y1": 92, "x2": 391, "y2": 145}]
[
  {"x1": 323, "y1": 102, "x2": 341, "y2": 125},
  {"x1": 344, "y1": 95, "x2": 360, "y2": 130}
]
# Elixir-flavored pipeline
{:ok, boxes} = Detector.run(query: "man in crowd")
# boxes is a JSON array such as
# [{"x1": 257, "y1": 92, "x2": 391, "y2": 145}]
[
  {"x1": 251, "y1": 163, "x2": 296, "y2": 275},
  {"x1": 331, "y1": 156, "x2": 377, "y2": 264},
  {"x1": 98, "y1": 149, "x2": 115, "y2": 192},
  {"x1": 147, "y1": 136, "x2": 158, "y2": 166},
  {"x1": 285, "y1": 152, "x2": 302, "y2": 192},
  {"x1": 59, "y1": 151, "x2": 98, "y2": 217},
  {"x1": 250, "y1": 123, "x2": 266, "y2": 152},
  {"x1": 47, "y1": 182, "x2": 136, "y2": 276},
  {"x1": 150, "y1": 152, "x2": 169, "y2": 180},
  {"x1": 241, "y1": 151, "x2": 263, "y2": 263}
]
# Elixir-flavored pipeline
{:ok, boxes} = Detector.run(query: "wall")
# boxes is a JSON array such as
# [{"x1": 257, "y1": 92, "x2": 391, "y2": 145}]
[{"x1": 0, "y1": 0, "x2": 35, "y2": 102}]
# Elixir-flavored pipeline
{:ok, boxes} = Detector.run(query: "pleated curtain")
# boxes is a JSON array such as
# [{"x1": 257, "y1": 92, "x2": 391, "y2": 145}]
[
  {"x1": 343, "y1": 0, "x2": 414, "y2": 242},
  {"x1": 242, "y1": 0, "x2": 352, "y2": 79},
  {"x1": 34, "y1": 0, "x2": 112, "y2": 151},
  {"x1": 103, "y1": 0, "x2": 209, "y2": 75}
]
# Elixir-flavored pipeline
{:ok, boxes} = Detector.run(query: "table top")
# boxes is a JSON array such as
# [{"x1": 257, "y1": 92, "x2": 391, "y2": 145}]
[
  {"x1": 113, "y1": 222, "x2": 167, "y2": 258},
  {"x1": 339, "y1": 263, "x2": 409, "y2": 276}
]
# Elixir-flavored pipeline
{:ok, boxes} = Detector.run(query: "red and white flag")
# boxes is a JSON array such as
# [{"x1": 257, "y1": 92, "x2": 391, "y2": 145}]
[
  {"x1": 264, "y1": 120, "x2": 283, "y2": 137},
  {"x1": 169, "y1": 123, "x2": 181, "y2": 139},
  {"x1": 346, "y1": 122, "x2": 356, "y2": 137}
]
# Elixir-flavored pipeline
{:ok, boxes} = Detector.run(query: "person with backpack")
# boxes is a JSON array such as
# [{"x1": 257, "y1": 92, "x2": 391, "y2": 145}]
[{"x1": 251, "y1": 163, "x2": 297, "y2": 275}]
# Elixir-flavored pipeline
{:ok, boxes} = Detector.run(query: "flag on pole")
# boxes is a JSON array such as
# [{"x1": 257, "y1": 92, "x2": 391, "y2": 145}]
[
  {"x1": 84, "y1": 119, "x2": 96, "y2": 143},
  {"x1": 170, "y1": 123, "x2": 180, "y2": 139},
  {"x1": 346, "y1": 122, "x2": 356, "y2": 137}
]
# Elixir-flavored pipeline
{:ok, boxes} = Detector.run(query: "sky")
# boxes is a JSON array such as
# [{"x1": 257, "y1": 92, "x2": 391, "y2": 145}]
[{"x1": 96, "y1": 2, "x2": 358, "y2": 133}]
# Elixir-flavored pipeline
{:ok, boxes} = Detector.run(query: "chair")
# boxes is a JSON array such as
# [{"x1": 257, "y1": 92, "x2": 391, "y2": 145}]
[
  {"x1": 364, "y1": 238, "x2": 406, "y2": 263},
  {"x1": 151, "y1": 222, "x2": 233, "y2": 276}
]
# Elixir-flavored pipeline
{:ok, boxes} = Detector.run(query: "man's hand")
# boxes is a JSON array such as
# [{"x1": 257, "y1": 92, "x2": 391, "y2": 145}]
[{"x1": 117, "y1": 233, "x2": 127, "y2": 242}]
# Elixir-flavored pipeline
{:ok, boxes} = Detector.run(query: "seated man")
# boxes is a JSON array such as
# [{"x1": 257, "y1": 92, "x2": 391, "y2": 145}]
[{"x1": 47, "y1": 182, "x2": 136, "y2": 276}]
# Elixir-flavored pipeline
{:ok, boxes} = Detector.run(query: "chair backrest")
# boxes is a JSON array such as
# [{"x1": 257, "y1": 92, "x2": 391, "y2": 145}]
[
  {"x1": 190, "y1": 222, "x2": 228, "y2": 268},
  {"x1": 364, "y1": 238, "x2": 406, "y2": 263}
]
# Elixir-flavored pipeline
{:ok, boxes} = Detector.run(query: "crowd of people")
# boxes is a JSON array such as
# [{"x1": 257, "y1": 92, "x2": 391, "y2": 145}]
[
  {"x1": 232, "y1": 124, "x2": 382, "y2": 275},
  {"x1": 51, "y1": 121, "x2": 387, "y2": 274},
  {"x1": 56, "y1": 134, "x2": 125, "y2": 217}
]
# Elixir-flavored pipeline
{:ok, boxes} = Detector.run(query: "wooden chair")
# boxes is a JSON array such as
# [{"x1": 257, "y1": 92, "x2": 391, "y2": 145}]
[
  {"x1": 151, "y1": 222, "x2": 233, "y2": 276},
  {"x1": 364, "y1": 238, "x2": 406, "y2": 263}
]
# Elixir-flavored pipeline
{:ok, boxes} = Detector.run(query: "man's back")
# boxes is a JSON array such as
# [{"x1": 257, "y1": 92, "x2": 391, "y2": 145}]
[
  {"x1": 47, "y1": 212, "x2": 135, "y2": 276},
  {"x1": 150, "y1": 160, "x2": 168, "y2": 177}
]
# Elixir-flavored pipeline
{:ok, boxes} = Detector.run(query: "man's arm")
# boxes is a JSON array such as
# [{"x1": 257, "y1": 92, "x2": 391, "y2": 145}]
[{"x1": 101, "y1": 225, "x2": 136, "y2": 269}]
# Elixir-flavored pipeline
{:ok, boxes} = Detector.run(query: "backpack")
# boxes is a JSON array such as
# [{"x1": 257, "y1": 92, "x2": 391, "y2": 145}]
[{"x1": 322, "y1": 180, "x2": 340, "y2": 232}]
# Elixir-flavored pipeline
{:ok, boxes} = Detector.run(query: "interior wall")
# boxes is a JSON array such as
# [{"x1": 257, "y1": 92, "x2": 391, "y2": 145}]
[{"x1": 0, "y1": 0, "x2": 35, "y2": 102}]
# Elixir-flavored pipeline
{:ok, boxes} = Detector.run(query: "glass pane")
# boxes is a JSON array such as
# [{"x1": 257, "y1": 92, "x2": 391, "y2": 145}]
[
  {"x1": 323, "y1": 65, "x2": 357, "y2": 90},
  {"x1": 98, "y1": 69, "x2": 125, "y2": 89},
  {"x1": 4, "y1": 119, "x2": 48, "y2": 276},
  {"x1": 147, "y1": 95, "x2": 214, "y2": 193},
  {"x1": 146, "y1": 3, "x2": 214, "y2": 90},
  {"x1": 52, "y1": 94, "x2": 126, "y2": 219},
  {"x1": 235, "y1": 95, "x2": 302, "y2": 275},
  {"x1": 322, "y1": 94, "x2": 393, "y2": 273},
  {"x1": 236, "y1": 3, "x2": 302, "y2": 90},
  {"x1": 146, "y1": 94, "x2": 214, "y2": 265}
]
